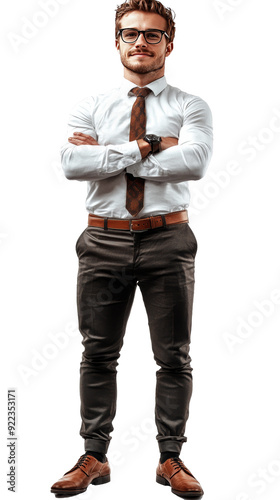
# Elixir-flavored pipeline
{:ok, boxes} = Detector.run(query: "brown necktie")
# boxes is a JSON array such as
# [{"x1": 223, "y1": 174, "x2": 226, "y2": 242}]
[{"x1": 126, "y1": 87, "x2": 151, "y2": 217}]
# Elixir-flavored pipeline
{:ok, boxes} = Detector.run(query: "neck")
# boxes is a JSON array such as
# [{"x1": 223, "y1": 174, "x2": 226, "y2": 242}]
[{"x1": 123, "y1": 68, "x2": 165, "y2": 87}]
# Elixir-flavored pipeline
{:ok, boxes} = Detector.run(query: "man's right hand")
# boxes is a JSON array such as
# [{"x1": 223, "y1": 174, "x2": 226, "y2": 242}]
[{"x1": 68, "y1": 132, "x2": 99, "y2": 146}]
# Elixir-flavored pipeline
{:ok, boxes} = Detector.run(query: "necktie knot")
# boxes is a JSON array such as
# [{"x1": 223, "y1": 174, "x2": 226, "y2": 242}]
[{"x1": 131, "y1": 87, "x2": 152, "y2": 99}]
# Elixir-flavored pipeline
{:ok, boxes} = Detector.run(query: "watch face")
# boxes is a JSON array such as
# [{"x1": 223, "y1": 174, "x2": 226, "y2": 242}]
[{"x1": 146, "y1": 134, "x2": 160, "y2": 142}]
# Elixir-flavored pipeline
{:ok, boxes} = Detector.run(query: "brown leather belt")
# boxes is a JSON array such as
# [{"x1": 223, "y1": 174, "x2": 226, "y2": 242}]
[{"x1": 88, "y1": 210, "x2": 189, "y2": 232}]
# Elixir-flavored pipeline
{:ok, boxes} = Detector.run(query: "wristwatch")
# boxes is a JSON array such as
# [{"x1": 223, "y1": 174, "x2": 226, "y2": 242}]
[{"x1": 143, "y1": 134, "x2": 162, "y2": 155}]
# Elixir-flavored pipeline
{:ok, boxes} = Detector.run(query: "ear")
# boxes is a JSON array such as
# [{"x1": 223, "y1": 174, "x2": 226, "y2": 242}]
[
  {"x1": 165, "y1": 42, "x2": 174, "y2": 57},
  {"x1": 115, "y1": 39, "x2": 120, "y2": 51}
]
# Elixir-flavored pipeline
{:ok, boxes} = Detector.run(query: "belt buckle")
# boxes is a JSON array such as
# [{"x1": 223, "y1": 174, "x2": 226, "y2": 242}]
[{"x1": 129, "y1": 219, "x2": 149, "y2": 233}]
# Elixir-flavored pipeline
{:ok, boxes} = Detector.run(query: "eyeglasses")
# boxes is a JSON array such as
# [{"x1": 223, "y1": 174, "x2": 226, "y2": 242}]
[{"x1": 117, "y1": 28, "x2": 169, "y2": 45}]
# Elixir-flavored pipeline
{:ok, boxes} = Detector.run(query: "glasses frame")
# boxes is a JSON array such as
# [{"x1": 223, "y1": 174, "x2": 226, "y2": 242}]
[{"x1": 117, "y1": 28, "x2": 170, "y2": 45}]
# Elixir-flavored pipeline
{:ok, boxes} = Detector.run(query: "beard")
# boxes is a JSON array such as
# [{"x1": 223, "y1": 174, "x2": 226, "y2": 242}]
[{"x1": 120, "y1": 51, "x2": 165, "y2": 75}]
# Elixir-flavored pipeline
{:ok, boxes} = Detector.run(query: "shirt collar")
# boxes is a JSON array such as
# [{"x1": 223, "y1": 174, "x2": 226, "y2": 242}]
[{"x1": 121, "y1": 76, "x2": 167, "y2": 97}]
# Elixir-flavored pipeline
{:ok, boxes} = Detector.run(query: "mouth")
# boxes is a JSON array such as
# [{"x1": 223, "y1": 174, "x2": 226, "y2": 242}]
[{"x1": 129, "y1": 52, "x2": 152, "y2": 58}]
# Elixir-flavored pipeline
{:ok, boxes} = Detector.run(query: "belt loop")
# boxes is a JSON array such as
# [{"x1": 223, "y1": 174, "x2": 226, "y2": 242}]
[
  {"x1": 161, "y1": 214, "x2": 167, "y2": 229},
  {"x1": 150, "y1": 216, "x2": 156, "y2": 230},
  {"x1": 104, "y1": 217, "x2": 108, "y2": 230}
]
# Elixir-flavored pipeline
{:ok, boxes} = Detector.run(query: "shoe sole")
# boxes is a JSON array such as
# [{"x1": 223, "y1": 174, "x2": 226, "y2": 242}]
[
  {"x1": 51, "y1": 474, "x2": 110, "y2": 497},
  {"x1": 156, "y1": 474, "x2": 204, "y2": 499}
]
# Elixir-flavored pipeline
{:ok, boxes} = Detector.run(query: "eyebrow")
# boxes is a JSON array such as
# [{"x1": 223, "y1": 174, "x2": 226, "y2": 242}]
[{"x1": 121, "y1": 27, "x2": 162, "y2": 30}]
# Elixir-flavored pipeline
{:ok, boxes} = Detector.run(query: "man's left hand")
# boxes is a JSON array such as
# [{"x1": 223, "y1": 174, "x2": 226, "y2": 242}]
[{"x1": 68, "y1": 132, "x2": 99, "y2": 146}]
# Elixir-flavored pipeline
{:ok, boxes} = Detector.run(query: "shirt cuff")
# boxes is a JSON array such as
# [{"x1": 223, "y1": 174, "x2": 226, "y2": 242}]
[{"x1": 116, "y1": 140, "x2": 142, "y2": 165}]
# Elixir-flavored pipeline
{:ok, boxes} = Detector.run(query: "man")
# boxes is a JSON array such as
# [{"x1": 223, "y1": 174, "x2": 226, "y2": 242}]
[{"x1": 51, "y1": 0, "x2": 213, "y2": 498}]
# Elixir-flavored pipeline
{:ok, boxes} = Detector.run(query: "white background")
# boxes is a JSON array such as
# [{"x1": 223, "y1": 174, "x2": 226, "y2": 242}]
[{"x1": 1, "y1": 0, "x2": 280, "y2": 499}]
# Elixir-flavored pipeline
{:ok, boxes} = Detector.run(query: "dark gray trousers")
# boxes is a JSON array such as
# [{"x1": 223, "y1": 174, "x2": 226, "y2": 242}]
[{"x1": 76, "y1": 221, "x2": 197, "y2": 454}]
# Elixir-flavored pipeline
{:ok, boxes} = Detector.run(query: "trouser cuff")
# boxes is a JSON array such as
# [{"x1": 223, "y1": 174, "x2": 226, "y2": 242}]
[
  {"x1": 84, "y1": 438, "x2": 109, "y2": 454},
  {"x1": 157, "y1": 436, "x2": 187, "y2": 454}
]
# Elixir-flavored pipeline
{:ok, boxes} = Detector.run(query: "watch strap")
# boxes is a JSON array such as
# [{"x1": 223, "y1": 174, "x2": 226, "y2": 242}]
[{"x1": 152, "y1": 141, "x2": 160, "y2": 154}]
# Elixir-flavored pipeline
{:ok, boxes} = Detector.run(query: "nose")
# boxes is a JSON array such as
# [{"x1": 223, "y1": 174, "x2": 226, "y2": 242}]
[{"x1": 135, "y1": 32, "x2": 147, "y2": 47}]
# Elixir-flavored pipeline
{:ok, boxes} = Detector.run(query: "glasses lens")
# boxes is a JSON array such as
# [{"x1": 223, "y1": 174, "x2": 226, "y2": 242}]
[
  {"x1": 145, "y1": 31, "x2": 162, "y2": 43},
  {"x1": 122, "y1": 29, "x2": 139, "y2": 42}
]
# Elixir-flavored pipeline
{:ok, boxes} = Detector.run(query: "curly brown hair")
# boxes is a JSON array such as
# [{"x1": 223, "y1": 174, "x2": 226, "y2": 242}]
[{"x1": 115, "y1": 0, "x2": 176, "y2": 42}]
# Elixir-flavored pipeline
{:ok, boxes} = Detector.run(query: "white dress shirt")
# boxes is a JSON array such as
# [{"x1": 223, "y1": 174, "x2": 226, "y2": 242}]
[{"x1": 61, "y1": 76, "x2": 213, "y2": 218}]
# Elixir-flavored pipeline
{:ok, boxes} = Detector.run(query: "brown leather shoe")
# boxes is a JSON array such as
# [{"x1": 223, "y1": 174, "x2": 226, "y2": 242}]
[
  {"x1": 156, "y1": 457, "x2": 204, "y2": 498},
  {"x1": 50, "y1": 453, "x2": 110, "y2": 496}
]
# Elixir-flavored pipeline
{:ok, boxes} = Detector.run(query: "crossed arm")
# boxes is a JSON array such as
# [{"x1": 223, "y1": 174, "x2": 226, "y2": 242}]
[
  {"x1": 61, "y1": 97, "x2": 213, "y2": 182},
  {"x1": 68, "y1": 133, "x2": 178, "y2": 158}
]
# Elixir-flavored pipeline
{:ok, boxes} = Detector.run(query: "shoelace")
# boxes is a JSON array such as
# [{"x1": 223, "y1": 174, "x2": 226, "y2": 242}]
[
  {"x1": 64, "y1": 453, "x2": 91, "y2": 477},
  {"x1": 170, "y1": 458, "x2": 194, "y2": 479}
]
